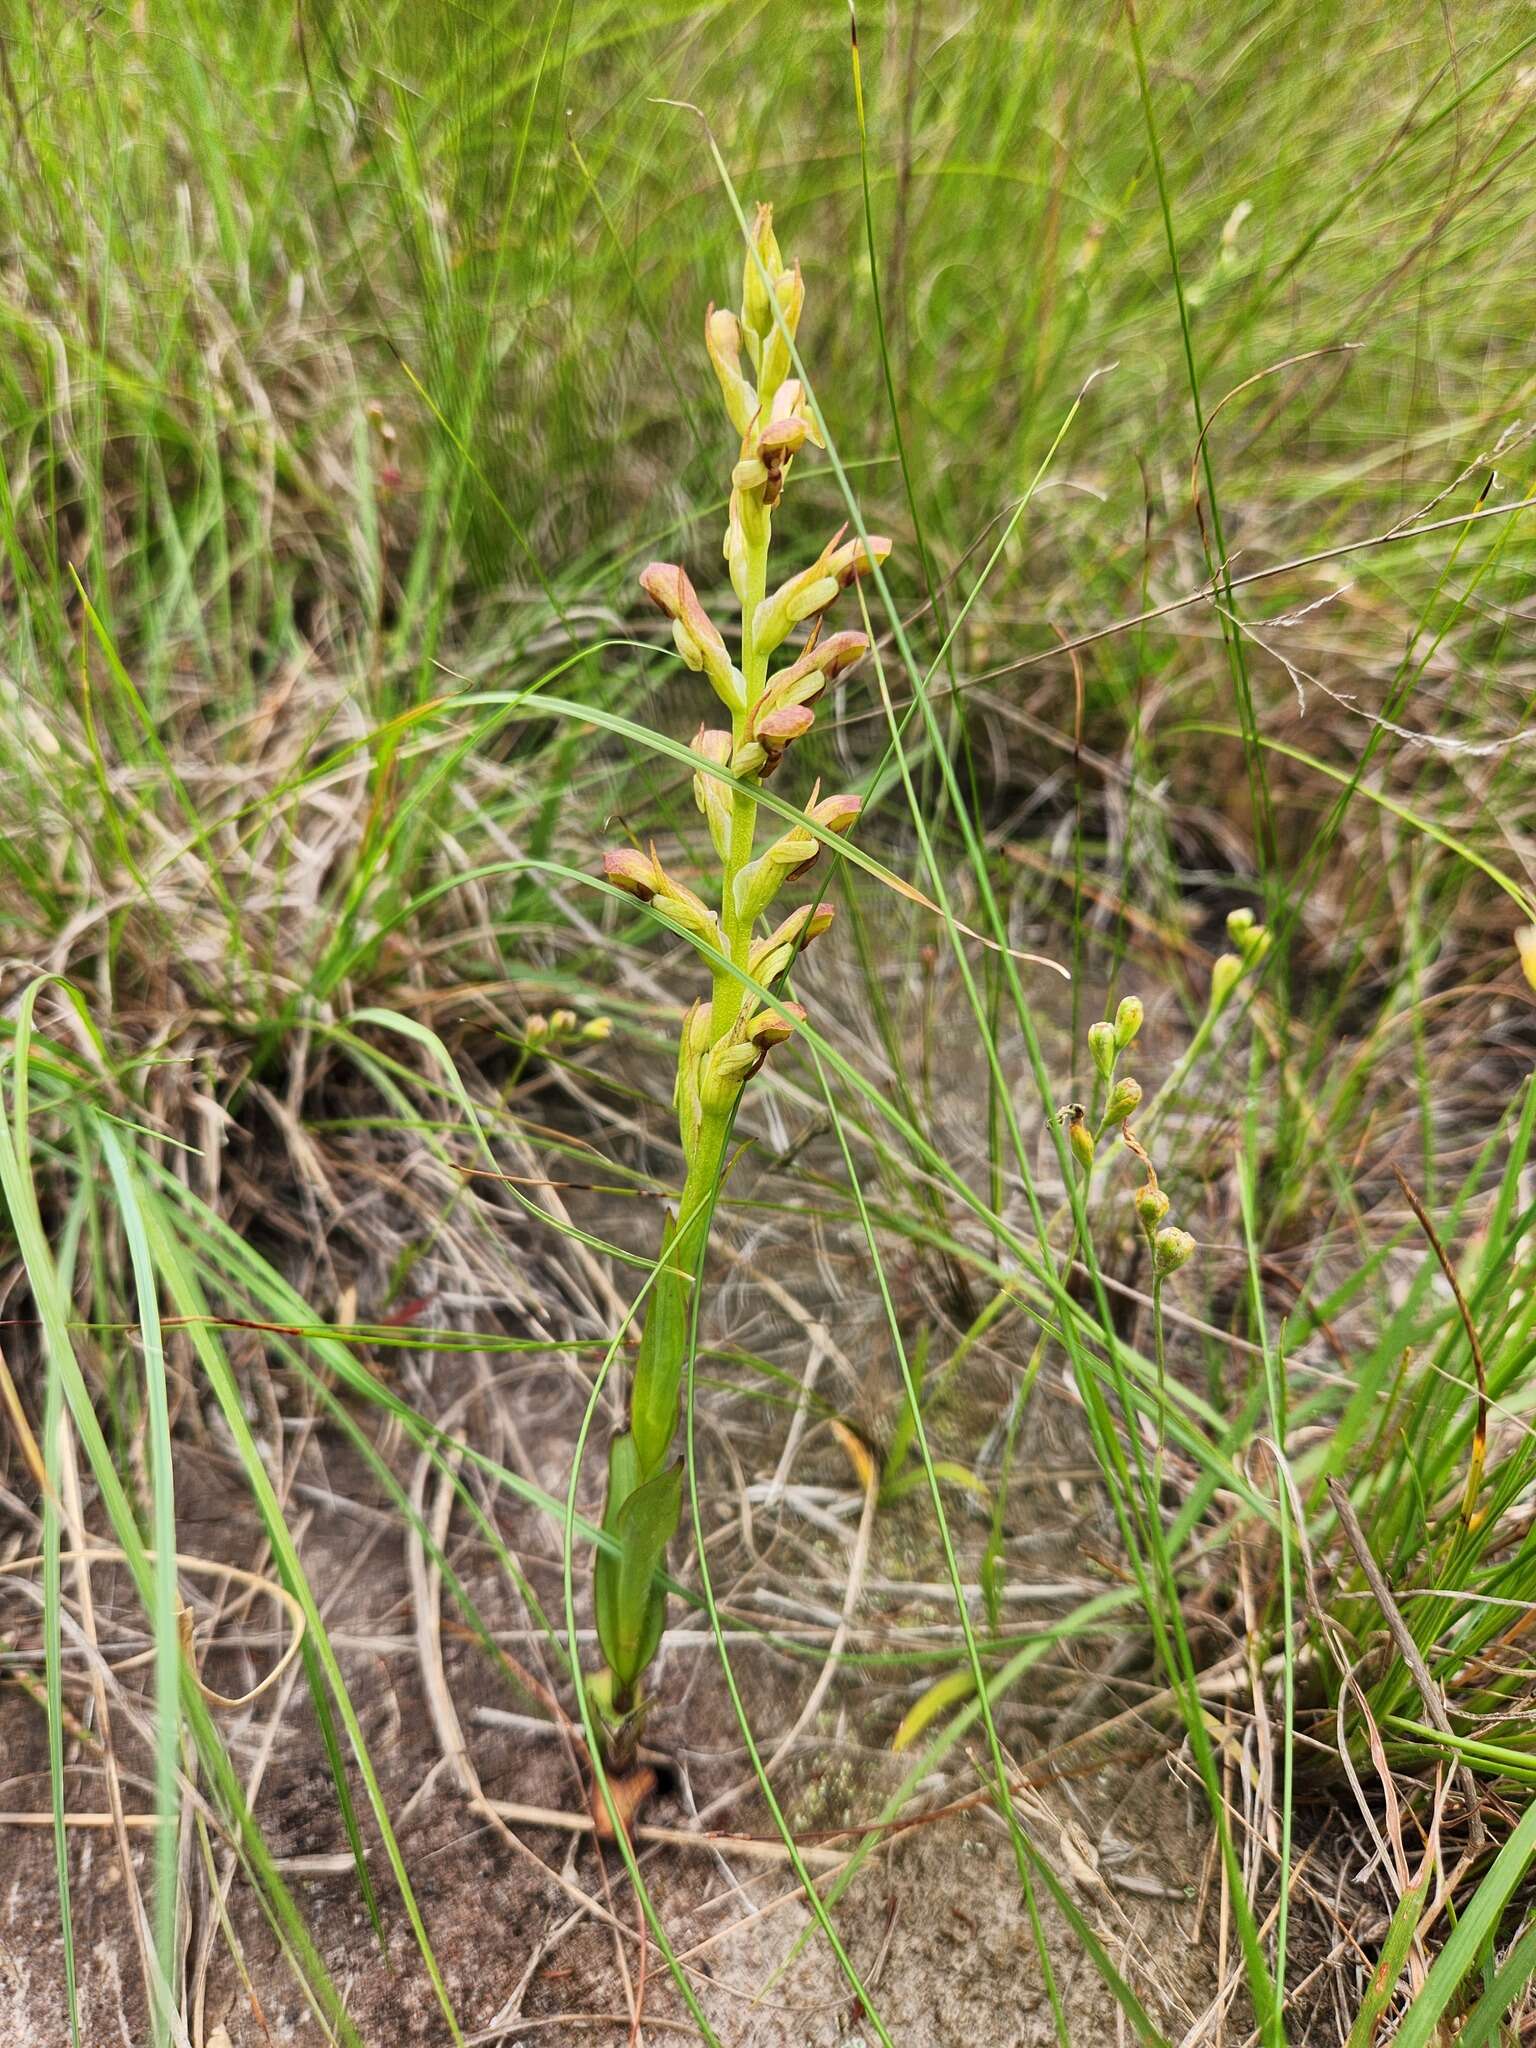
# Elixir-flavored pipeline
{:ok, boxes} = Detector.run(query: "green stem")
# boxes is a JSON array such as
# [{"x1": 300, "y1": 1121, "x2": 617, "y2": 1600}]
[{"x1": 714, "y1": 528, "x2": 770, "y2": 1039}]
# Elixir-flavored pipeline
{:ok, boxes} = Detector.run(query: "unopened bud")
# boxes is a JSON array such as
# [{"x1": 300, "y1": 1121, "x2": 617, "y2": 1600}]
[
  {"x1": 750, "y1": 903, "x2": 835, "y2": 984},
  {"x1": 758, "y1": 262, "x2": 806, "y2": 398},
  {"x1": 549, "y1": 1009, "x2": 577, "y2": 1036},
  {"x1": 740, "y1": 699, "x2": 814, "y2": 778},
  {"x1": 1087, "y1": 1020, "x2": 1115, "y2": 1083},
  {"x1": 753, "y1": 532, "x2": 892, "y2": 654},
  {"x1": 524, "y1": 1013, "x2": 549, "y2": 1044},
  {"x1": 1069, "y1": 1118, "x2": 1095, "y2": 1173},
  {"x1": 1135, "y1": 1182, "x2": 1170, "y2": 1232},
  {"x1": 1153, "y1": 1226, "x2": 1196, "y2": 1277},
  {"x1": 1103, "y1": 1075, "x2": 1142, "y2": 1127},
  {"x1": 705, "y1": 306, "x2": 757, "y2": 437},
  {"x1": 1113, "y1": 995, "x2": 1144, "y2": 1050},
  {"x1": 740, "y1": 202, "x2": 785, "y2": 352},
  {"x1": 691, "y1": 727, "x2": 734, "y2": 859},
  {"x1": 582, "y1": 1017, "x2": 613, "y2": 1042},
  {"x1": 1226, "y1": 907, "x2": 1271, "y2": 966},
  {"x1": 603, "y1": 847, "x2": 661, "y2": 900},
  {"x1": 1210, "y1": 952, "x2": 1243, "y2": 1009},
  {"x1": 638, "y1": 561, "x2": 741, "y2": 709}
]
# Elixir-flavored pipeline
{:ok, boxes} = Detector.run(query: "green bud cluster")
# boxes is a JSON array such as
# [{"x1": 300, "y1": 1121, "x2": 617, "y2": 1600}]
[
  {"x1": 1208, "y1": 907, "x2": 1272, "y2": 1014},
  {"x1": 1064, "y1": 990, "x2": 1146, "y2": 1173},
  {"x1": 1059, "y1": 993, "x2": 1198, "y2": 1283},
  {"x1": 592, "y1": 205, "x2": 893, "y2": 1753}
]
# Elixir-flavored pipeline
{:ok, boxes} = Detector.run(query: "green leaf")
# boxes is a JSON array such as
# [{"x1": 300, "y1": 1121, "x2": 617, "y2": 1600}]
[
  {"x1": 630, "y1": 1211, "x2": 691, "y2": 1476},
  {"x1": 593, "y1": 1431, "x2": 640, "y2": 1681},
  {"x1": 608, "y1": 1460, "x2": 685, "y2": 1688},
  {"x1": 1392, "y1": 1795, "x2": 1536, "y2": 2048},
  {"x1": 1344, "y1": 1864, "x2": 1430, "y2": 2048},
  {"x1": 892, "y1": 1667, "x2": 976, "y2": 1754}
]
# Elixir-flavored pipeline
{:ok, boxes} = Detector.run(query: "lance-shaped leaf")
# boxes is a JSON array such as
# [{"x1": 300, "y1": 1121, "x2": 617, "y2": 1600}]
[
  {"x1": 629, "y1": 1211, "x2": 692, "y2": 1476},
  {"x1": 595, "y1": 1435, "x2": 684, "y2": 1690}
]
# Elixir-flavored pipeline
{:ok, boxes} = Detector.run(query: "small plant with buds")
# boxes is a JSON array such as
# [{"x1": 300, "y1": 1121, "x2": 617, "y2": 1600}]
[
  {"x1": 1059, "y1": 992, "x2": 1147, "y2": 1176},
  {"x1": 590, "y1": 204, "x2": 890, "y2": 1770}
]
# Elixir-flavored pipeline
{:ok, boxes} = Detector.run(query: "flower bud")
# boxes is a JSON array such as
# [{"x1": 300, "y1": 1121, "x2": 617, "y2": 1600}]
[
  {"x1": 1103, "y1": 1075, "x2": 1142, "y2": 1127},
  {"x1": 740, "y1": 202, "x2": 785, "y2": 355},
  {"x1": 757, "y1": 262, "x2": 805, "y2": 399},
  {"x1": 750, "y1": 903, "x2": 835, "y2": 984},
  {"x1": 549, "y1": 1008, "x2": 577, "y2": 1037},
  {"x1": 753, "y1": 532, "x2": 892, "y2": 654},
  {"x1": 1519, "y1": 925, "x2": 1536, "y2": 993},
  {"x1": 1210, "y1": 952, "x2": 1243, "y2": 1009},
  {"x1": 603, "y1": 847, "x2": 662, "y2": 900},
  {"x1": 582, "y1": 1017, "x2": 613, "y2": 1042},
  {"x1": 738, "y1": 700, "x2": 814, "y2": 778},
  {"x1": 1135, "y1": 1181, "x2": 1170, "y2": 1232},
  {"x1": 605, "y1": 845, "x2": 720, "y2": 949},
  {"x1": 1113, "y1": 995, "x2": 1144, "y2": 1050},
  {"x1": 690, "y1": 727, "x2": 734, "y2": 858},
  {"x1": 1087, "y1": 1020, "x2": 1116, "y2": 1083},
  {"x1": 638, "y1": 561, "x2": 742, "y2": 710},
  {"x1": 705, "y1": 305, "x2": 757, "y2": 437},
  {"x1": 1226, "y1": 907, "x2": 1271, "y2": 966},
  {"x1": 524, "y1": 1013, "x2": 549, "y2": 1044},
  {"x1": 1153, "y1": 1226, "x2": 1196, "y2": 1277},
  {"x1": 1069, "y1": 1118, "x2": 1095, "y2": 1173}
]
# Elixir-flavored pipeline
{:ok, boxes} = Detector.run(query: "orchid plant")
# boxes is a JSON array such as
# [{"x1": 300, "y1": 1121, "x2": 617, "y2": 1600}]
[{"x1": 590, "y1": 204, "x2": 889, "y2": 1767}]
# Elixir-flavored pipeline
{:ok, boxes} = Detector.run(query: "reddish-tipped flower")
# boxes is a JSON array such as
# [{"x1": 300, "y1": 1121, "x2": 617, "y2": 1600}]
[
  {"x1": 736, "y1": 700, "x2": 815, "y2": 779},
  {"x1": 602, "y1": 845, "x2": 719, "y2": 948},
  {"x1": 805, "y1": 789, "x2": 862, "y2": 839},
  {"x1": 603, "y1": 847, "x2": 661, "y2": 901},
  {"x1": 762, "y1": 630, "x2": 867, "y2": 711},
  {"x1": 754, "y1": 532, "x2": 892, "y2": 653},
  {"x1": 745, "y1": 1001, "x2": 803, "y2": 1053},
  {"x1": 639, "y1": 561, "x2": 742, "y2": 710},
  {"x1": 749, "y1": 903, "x2": 834, "y2": 984}
]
